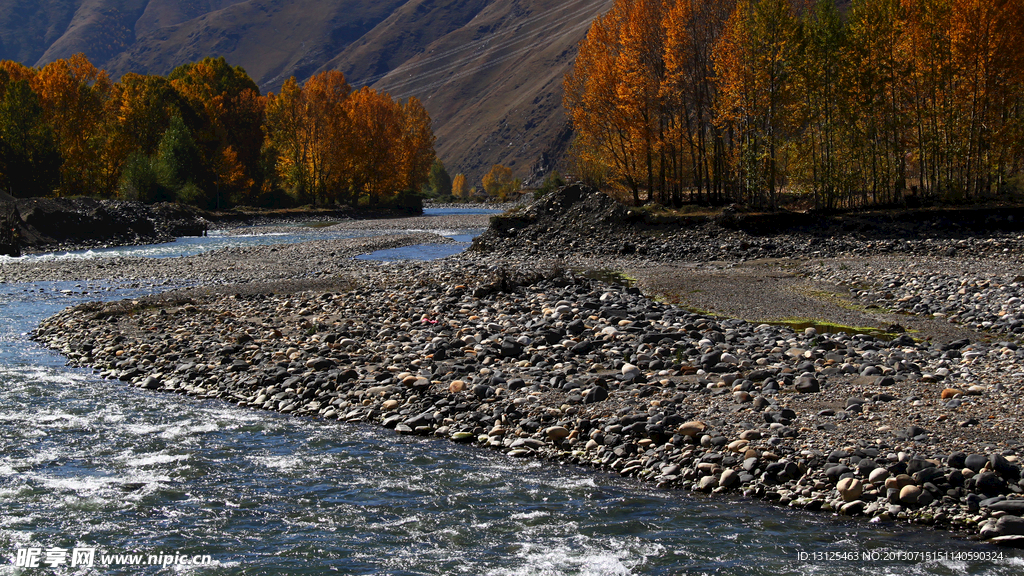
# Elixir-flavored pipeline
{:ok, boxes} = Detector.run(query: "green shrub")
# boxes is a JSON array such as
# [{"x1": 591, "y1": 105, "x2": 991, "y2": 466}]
[
  {"x1": 534, "y1": 171, "x2": 566, "y2": 199},
  {"x1": 119, "y1": 152, "x2": 174, "y2": 203}
]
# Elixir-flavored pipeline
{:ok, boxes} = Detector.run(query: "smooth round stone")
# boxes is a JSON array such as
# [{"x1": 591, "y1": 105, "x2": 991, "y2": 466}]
[
  {"x1": 976, "y1": 472, "x2": 1008, "y2": 497},
  {"x1": 698, "y1": 475, "x2": 719, "y2": 491},
  {"x1": 449, "y1": 380, "x2": 467, "y2": 393},
  {"x1": 868, "y1": 467, "x2": 890, "y2": 484},
  {"x1": 991, "y1": 454, "x2": 1021, "y2": 480},
  {"x1": 677, "y1": 421, "x2": 706, "y2": 437},
  {"x1": 965, "y1": 453, "x2": 988, "y2": 472},
  {"x1": 727, "y1": 440, "x2": 749, "y2": 453},
  {"x1": 947, "y1": 452, "x2": 968, "y2": 469},
  {"x1": 856, "y1": 458, "x2": 878, "y2": 475},
  {"x1": 451, "y1": 431, "x2": 475, "y2": 442},
  {"x1": 545, "y1": 426, "x2": 570, "y2": 441},
  {"x1": 719, "y1": 468, "x2": 740, "y2": 489},
  {"x1": 899, "y1": 485, "x2": 923, "y2": 505},
  {"x1": 794, "y1": 376, "x2": 819, "y2": 393},
  {"x1": 837, "y1": 477, "x2": 863, "y2": 502},
  {"x1": 733, "y1": 391, "x2": 752, "y2": 403},
  {"x1": 886, "y1": 474, "x2": 915, "y2": 490},
  {"x1": 826, "y1": 465, "x2": 851, "y2": 484},
  {"x1": 840, "y1": 500, "x2": 866, "y2": 516},
  {"x1": 621, "y1": 363, "x2": 641, "y2": 379}
]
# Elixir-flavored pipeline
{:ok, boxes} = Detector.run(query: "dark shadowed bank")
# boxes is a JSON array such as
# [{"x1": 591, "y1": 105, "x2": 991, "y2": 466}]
[
  {"x1": 11, "y1": 196, "x2": 209, "y2": 253},
  {"x1": 1, "y1": 192, "x2": 430, "y2": 255},
  {"x1": 473, "y1": 185, "x2": 1024, "y2": 261}
]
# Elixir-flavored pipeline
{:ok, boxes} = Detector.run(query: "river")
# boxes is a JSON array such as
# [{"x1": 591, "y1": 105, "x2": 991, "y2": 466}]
[{"x1": 1, "y1": 209, "x2": 1020, "y2": 575}]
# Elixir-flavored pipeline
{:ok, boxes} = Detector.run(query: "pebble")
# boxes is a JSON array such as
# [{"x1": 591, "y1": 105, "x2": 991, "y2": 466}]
[{"x1": 837, "y1": 477, "x2": 863, "y2": 502}]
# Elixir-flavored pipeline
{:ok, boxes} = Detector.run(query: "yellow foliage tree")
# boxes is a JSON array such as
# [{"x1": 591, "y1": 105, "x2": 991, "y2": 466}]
[
  {"x1": 452, "y1": 173, "x2": 467, "y2": 200},
  {"x1": 266, "y1": 71, "x2": 352, "y2": 206},
  {"x1": 398, "y1": 97, "x2": 436, "y2": 196},
  {"x1": 714, "y1": 0, "x2": 800, "y2": 209},
  {"x1": 168, "y1": 57, "x2": 265, "y2": 204},
  {"x1": 482, "y1": 164, "x2": 520, "y2": 200},
  {"x1": 266, "y1": 76, "x2": 435, "y2": 206},
  {"x1": 32, "y1": 54, "x2": 111, "y2": 196}
]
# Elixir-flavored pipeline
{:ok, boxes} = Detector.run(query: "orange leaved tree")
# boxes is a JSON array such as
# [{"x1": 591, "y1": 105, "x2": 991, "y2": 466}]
[{"x1": 32, "y1": 54, "x2": 112, "y2": 197}]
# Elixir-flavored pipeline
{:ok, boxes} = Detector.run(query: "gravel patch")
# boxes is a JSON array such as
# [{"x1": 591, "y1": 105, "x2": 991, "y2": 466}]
[
  {"x1": 0, "y1": 232, "x2": 455, "y2": 284},
  {"x1": 807, "y1": 256, "x2": 1024, "y2": 338}
]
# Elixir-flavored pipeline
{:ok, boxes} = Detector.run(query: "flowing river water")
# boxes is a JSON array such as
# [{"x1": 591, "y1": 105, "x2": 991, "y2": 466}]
[{"x1": 1, "y1": 209, "x2": 1022, "y2": 575}]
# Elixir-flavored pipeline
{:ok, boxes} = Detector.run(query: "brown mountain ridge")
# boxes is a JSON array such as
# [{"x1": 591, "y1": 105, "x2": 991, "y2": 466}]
[{"x1": 0, "y1": 0, "x2": 615, "y2": 184}]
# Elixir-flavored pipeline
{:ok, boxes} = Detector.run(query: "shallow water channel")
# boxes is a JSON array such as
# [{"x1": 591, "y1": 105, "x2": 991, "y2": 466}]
[{"x1": 1, "y1": 210, "x2": 1021, "y2": 575}]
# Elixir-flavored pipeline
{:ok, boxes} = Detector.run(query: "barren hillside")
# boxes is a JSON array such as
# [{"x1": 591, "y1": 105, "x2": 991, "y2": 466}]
[{"x1": 0, "y1": 0, "x2": 614, "y2": 184}]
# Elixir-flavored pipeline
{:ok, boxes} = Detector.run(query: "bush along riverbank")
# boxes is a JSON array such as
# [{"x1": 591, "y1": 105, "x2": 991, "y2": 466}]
[{"x1": 32, "y1": 262, "x2": 1024, "y2": 545}]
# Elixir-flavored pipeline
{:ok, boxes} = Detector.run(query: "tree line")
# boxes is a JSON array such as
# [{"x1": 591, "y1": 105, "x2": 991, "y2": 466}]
[
  {"x1": 565, "y1": 0, "x2": 1024, "y2": 210},
  {"x1": 0, "y1": 55, "x2": 435, "y2": 209}
]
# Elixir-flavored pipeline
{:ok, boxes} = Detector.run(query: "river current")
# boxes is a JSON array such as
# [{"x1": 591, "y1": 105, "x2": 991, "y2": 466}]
[{"x1": 1, "y1": 209, "x2": 1021, "y2": 575}]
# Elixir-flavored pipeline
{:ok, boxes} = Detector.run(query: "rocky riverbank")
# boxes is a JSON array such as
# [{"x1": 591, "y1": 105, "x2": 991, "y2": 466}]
[
  {"x1": 5, "y1": 195, "x2": 507, "y2": 255},
  {"x1": 807, "y1": 256, "x2": 1024, "y2": 338},
  {"x1": 472, "y1": 185, "x2": 1024, "y2": 263},
  {"x1": 32, "y1": 259, "x2": 1024, "y2": 545},
  {"x1": 17, "y1": 184, "x2": 1024, "y2": 547}
]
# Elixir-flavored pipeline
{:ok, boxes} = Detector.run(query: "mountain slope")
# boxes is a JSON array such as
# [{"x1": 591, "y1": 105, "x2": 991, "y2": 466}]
[
  {"x1": 0, "y1": 0, "x2": 614, "y2": 184},
  {"x1": 328, "y1": 0, "x2": 612, "y2": 182}
]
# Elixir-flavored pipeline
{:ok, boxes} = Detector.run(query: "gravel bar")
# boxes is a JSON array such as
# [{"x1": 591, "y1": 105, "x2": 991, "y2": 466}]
[{"x1": 22, "y1": 187, "x2": 1024, "y2": 546}]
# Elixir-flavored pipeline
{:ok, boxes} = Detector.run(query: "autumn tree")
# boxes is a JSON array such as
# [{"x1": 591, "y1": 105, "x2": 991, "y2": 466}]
[
  {"x1": 482, "y1": 164, "x2": 520, "y2": 200},
  {"x1": 169, "y1": 57, "x2": 265, "y2": 205},
  {"x1": 616, "y1": 0, "x2": 667, "y2": 204},
  {"x1": 452, "y1": 173, "x2": 468, "y2": 200},
  {"x1": 662, "y1": 0, "x2": 736, "y2": 205},
  {"x1": 917, "y1": 0, "x2": 1024, "y2": 200},
  {"x1": 843, "y1": 0, "x2": 910, "y2": 205},
  {"x1": 566, "y1": 0, "x2": 737, "y2": 206},
  {"x1": 792, "y1": 0, "x2": 853, "y2": 209},
  {"x1": 32, "y1": 54, "x2": 112, "y2": 197},
  {"x1": 266, "y1": 73, "x2": 434, "y2": 207},
  {"x1": 565, "y1": 0, "x2": 645, "y2": 203},
  {"x1": 714, "y1": 0, "x2": 800, "y2": 209},
  {"x1": 398, "y1": 97, "x2": 436, "y2": 198},
  {"x1": 0, "y1": 76, "x2": 60, "y2": 197},
  {"x1": 343, "y1": 87, "x2": 405, "y2": 204},
  {"x1": 106, "y1": 73, "x2": 191, "y2": 200},
  {"x1": 266, "y1": 71, "x2": 352, "y2": 206}
]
